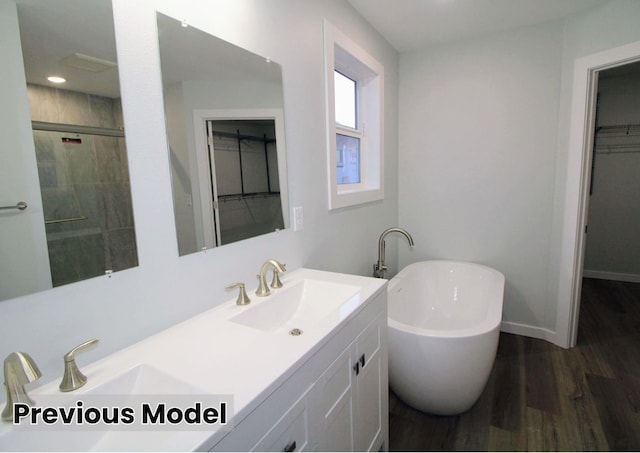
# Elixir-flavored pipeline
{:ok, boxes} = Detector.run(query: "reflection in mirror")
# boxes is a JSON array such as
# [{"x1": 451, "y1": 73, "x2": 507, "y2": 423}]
[
  {"x1": 156, "y1": 12, "x2": 289, "y2": 256},
  {"x1": 203, "y1": 119, "x2": 284, "y2": 246},
  {"x1": 0, "y1": 0, "x2": 137, "y2": 301}
]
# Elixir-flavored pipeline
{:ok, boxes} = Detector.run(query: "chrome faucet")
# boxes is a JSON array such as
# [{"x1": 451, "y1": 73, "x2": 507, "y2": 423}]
[
  {"x1": 2, "y1": 352, "x2": 42, "y2": 422},
  {"x1": 373, "y1": 227, "x2": 414, "y2": 279},
  {"x1": 256, "y1": 259, "x2": 286, "y2": 297}
]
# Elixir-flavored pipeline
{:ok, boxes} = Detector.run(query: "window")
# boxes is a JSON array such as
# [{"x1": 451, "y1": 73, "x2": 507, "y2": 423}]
[
  {"x1": 324, "y1": 20, "x2": 384, "y2": 209},
  {"x1": 335, "y1": 71, "x2": 357, "y2": 129},
  {"x1": 334, "y1": 71, "x2": 361, "y2": 185}
]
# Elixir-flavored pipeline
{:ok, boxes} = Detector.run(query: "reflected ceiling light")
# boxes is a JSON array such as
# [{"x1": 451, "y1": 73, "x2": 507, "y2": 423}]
[{"x1": 47, "y1": 76, "x2": 66, "y2": 84}]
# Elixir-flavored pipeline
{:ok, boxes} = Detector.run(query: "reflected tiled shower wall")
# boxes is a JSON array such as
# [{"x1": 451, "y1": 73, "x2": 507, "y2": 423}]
[{"x1": 28, "y1": 84, "x2": 137, "y2": 286}]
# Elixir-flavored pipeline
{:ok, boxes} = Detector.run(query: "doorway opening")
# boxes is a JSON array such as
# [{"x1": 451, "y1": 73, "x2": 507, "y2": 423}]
[
  {"x1": 576, "y1": 61, "x2": 640, "y2": 346},
  {"x1": 559, "y1": 41, "x2": 640, "y2": 348},
  {"x1": 582, "y1": 62, "x2": 640, "y2": 283}
]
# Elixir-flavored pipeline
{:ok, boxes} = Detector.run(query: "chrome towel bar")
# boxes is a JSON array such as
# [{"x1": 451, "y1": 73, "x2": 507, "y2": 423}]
[
  {"x1": 44, "y1": 216, "x2": 88, "y2": 225},
  {"x1": 0, "y1": 201, "x2": 28, "y2": 211}
]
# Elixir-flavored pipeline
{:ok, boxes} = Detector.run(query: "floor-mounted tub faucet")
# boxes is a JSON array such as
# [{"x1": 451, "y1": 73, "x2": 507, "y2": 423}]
[
  {"x1": 2, "y1": 352, "x2": 42, "y2": 421},
  {"x1": 374, "y1": 228, "x2": 414, "y2": 279}
]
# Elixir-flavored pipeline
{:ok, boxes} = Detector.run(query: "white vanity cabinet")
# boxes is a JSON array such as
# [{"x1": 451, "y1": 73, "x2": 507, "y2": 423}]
[{"x1": 207, "y1": 290, "x2": 388, "y2": 452}]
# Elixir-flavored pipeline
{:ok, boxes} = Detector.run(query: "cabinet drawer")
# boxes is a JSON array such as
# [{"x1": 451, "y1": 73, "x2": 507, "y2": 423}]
[{"x1": 252, "y1": 391, "x2": 309, "y2": 452}]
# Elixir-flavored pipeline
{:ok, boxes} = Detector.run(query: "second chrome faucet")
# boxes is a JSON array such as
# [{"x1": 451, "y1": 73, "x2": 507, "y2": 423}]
[{"x1": 226, "y1": 259, "x2": 287, "y2": 304}]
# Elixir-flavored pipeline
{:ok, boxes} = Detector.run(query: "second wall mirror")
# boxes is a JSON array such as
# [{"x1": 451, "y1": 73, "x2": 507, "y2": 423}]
[
  {"x1": 156, "y1": 12, "x2": 289, "y2": 256},
  {"x1": 0, "y1": 0, "x2": 138, "y2": 302}
]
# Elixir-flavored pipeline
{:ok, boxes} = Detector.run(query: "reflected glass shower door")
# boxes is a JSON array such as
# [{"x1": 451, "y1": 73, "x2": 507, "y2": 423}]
[{"x1": 33, "y1": 128, "x2": 137, "y2": 287}]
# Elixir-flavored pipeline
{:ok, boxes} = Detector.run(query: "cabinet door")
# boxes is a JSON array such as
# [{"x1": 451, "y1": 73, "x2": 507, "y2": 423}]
[
  {"x1": 354, "y1": 316, "x2": 383, "y2": 452},
  {"x1": 251, "y1": 389, "x2": 310, "y2": 452},
  {"x1": 316, "y1": 346, "x2": 355, "y2": 452}
]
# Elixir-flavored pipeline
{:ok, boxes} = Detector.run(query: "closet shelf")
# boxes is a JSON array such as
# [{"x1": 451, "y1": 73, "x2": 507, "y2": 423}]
[{"x1": 594, "y1": 123, "x2": 640, "y2": 154}]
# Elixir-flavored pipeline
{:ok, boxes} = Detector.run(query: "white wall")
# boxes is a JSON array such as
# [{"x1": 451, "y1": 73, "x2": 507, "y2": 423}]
[
  {"x1": 0, "y1": 0, "x2": 399, "y2": 397},
  {"x1": 399, "y1": 0, "x2": 640, "y2": 344},
  {"x1": 399, "y1": 22, "x2": 563, "y2": 336},
  {"x1": 583, "y1": 72, "x2": 640, "y2": 279}
]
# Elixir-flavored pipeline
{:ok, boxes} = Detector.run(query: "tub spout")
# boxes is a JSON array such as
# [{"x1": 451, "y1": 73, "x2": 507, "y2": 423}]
[{"x1": 374, "y1": 227, "x2": 414, "y2": 278}]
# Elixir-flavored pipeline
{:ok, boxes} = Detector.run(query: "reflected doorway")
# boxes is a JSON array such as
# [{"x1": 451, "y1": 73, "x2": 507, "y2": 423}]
[{"x1": 205, "y1": 119, "x2": 284, "y2": 246}]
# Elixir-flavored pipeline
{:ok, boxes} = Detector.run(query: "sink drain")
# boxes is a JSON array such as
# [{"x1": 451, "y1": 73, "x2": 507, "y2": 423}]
[{"x1": 289, "y1": 328, "x2": 303, "y2": 336}]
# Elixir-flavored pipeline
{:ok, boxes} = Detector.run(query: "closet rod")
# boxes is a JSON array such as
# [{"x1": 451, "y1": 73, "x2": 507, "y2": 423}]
[
  {"x1": 218, "y1": 191, "x2": 280, "y2": 201},
  {"x1": 212, "y1": 129, "x2": 276, "y2": 143},
  {"x1": 594, "y1": 147, "x2": 640, "y2": 154},
  {"x1": 596, "y1": 123, "x2": 640, "y2": 132}
]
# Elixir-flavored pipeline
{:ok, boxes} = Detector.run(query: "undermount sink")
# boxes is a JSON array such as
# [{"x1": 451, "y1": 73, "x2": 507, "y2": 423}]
[
  {"x1": 230, "y1": 278, "x2": 361, "y2": 333},
  {"x1": 0, "y1": 365, "x2": 209, "y2": 452}
]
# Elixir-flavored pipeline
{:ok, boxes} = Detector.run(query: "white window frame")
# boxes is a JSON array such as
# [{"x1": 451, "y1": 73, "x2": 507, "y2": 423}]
[{"x1": 324, "y1": 20, "x2": 384, "y2": 210}]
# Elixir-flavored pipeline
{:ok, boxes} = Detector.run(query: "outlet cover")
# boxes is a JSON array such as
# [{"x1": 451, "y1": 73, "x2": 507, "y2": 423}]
[{"x1": 293, "y1": 206, "x2": 304, "y2": 231}]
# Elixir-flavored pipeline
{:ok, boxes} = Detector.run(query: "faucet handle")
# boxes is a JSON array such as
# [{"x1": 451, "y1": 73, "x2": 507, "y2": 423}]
[
  {"x1": 226, "y1": 282, "x2": 251, "y2": 305},
  {"x1": 59, "y1": 338, "x2": 99, "y2": 392},
  {"x1": 373, "y1": 262, "x2": 387, "y2": 279},
  {"x1": 270, "y1": 263, "x2": 286, "y2": 289}
]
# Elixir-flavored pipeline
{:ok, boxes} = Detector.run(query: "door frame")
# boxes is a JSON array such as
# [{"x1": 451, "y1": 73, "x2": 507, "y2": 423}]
[{"x1": 556, "y1": 40, "x2": 640, "y2": 348}]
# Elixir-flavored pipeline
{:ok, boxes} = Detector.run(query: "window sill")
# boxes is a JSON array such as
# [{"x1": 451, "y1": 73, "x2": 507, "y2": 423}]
[{"x1": 329, "y1": 186, "x2": 383, "y2": 210}]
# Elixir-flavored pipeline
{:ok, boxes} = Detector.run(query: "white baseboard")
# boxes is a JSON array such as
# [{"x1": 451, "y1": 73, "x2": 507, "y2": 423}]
[
  {"x1": 582, "y1": 270, "x2": 640, "y2": 283},
  {"x1": 500, "y1": 321, "x2": 557, "y2": 345}
]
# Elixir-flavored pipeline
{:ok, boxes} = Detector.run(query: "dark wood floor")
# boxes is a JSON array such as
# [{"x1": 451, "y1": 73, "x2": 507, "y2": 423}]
[{"x1": 389, "y1": 278, "x2": 640, "y2": 451}]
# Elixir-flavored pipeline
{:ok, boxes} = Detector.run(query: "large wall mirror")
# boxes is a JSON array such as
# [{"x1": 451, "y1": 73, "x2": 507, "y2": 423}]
[
  {"x1": 0, "y1": 0, "x2": 137, "y2": 301},
  {"x1": 156, "y1": 12, "x2": 290, "y2": 256}
]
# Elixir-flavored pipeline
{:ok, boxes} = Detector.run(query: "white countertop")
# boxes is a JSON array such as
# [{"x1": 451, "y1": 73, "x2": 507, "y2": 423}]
[{"x1": 0, "y1": 268, "x2": 386, "y2": 451}]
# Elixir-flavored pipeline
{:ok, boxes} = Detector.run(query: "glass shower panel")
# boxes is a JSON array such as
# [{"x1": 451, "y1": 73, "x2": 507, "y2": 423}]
[{"x1": 33, "y1": 129, "x2": 137, "y2": 287}]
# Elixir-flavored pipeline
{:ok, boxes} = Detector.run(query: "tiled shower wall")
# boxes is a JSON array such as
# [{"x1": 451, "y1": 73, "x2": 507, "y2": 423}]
[{"x1": 27, "y1": 84, "x2": 137, "y2": 286}]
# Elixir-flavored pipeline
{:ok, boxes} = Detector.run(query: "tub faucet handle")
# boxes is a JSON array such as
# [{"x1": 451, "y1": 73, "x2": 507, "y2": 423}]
[
  {"x1": 226, "y1": 282, "x2": 251, "y2": 305},
  {"x1": 373, "y1": 262, "x2": 387, "y2": 279}
]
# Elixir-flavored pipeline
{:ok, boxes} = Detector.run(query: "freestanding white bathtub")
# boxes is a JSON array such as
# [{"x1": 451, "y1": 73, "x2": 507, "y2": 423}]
[{"x1": 388, "y1": 260, "x2": 505, "y2": 415}]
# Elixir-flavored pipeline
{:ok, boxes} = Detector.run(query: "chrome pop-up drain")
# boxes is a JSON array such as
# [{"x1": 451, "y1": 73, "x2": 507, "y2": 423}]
[{"x1": 289, "y1": 328, "x2": 303, "y2": 336}]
